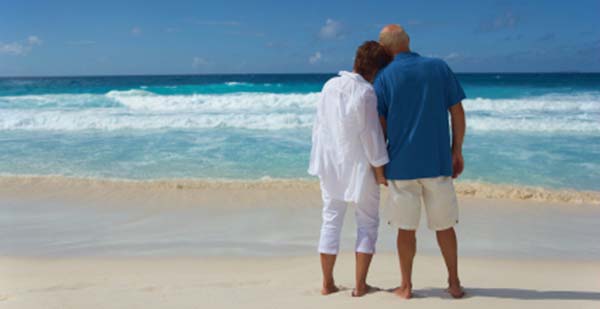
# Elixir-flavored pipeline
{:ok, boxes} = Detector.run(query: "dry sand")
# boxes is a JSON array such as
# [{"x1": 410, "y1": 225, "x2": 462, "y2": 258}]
[{"x1": 1, "y1": 254, "x2": 599, "y2": 309}]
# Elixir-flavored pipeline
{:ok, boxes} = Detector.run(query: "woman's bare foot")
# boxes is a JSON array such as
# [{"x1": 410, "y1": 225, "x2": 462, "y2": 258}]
[
  {"x1": 392, "y1": 284, "x2": 412, "y2": 299},
  {"x1": 321, "y1": 284, "x2": 340, "y2": 295},
  {"x1": 446, "y1": 284, "x2": 465, "y2": 299}
]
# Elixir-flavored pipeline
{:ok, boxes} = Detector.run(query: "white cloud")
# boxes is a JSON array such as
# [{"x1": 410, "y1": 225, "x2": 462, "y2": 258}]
[
  {"x1": 131, "y1": 26, "x2": 142, "y2": 36},
  {"x1": 309, "y1": 51, "x2": 322, "y2": 64},
  {"x1": 444, "y1": 52, "x2": 461, "y2": 61},
  {"x1": 0, "y1": 42, "x2": 26, "y2": 55},
  {"x1": 0, "y1": 35, "x2": 42, "y2": 56},
  {"x1": 192, "y1": 57, "x2": 209, "y2": 68},
  {"x1": 318, "y1": 19, "x2": 344, "y2": 40},
  {"x1": 27, "y1": 36, "x2": 42, "y2": 45},
  {"x1": 425, "y1": 52, "x2": 465, "y2": 62}
]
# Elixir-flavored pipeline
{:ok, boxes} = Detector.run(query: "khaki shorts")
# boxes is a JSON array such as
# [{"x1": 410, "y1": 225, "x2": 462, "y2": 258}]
[{"x1": 385, "y1": 176, "x2": 459, "y2": 231}]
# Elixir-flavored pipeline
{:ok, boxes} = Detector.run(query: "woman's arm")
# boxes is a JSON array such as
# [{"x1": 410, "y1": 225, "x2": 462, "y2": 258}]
[{"x1": 358, "y1": 89, "x2": 390, "y2": 185}]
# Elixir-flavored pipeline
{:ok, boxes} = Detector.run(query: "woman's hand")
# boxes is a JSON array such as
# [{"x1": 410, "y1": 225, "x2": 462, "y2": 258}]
[{"x1": 373, "y1": 166, "x2": 388, "y2": 186}]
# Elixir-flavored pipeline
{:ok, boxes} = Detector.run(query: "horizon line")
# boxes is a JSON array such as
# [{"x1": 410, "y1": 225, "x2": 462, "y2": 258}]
[{"x1": 1, "y1": 71, "x2": 599, "y2": 79}]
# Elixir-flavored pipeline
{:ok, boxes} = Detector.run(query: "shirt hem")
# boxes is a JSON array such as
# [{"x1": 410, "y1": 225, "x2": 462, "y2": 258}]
[
  {"x1": 370, "y1": 157, "x2": 390, "y2": 168},
  {"x1": 385, "y1": 173, "x2": 452, "y2": 180}
]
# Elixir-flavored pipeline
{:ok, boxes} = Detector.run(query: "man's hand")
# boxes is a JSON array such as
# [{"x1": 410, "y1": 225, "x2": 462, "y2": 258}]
[
  {"x1": 452, "y1": 150, "x2": 464, "y2": 179},
  {"x1": 449, "y1": 103, "x2": 466, "y2": 179}
]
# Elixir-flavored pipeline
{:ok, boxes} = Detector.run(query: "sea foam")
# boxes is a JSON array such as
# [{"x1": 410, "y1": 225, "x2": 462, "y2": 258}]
[
  {"x1": 0, "y1": 90, "x2": 598, "y2": 133},
  {"x1": 105, "y1": 89, "x2": 318, "y2": 112}
]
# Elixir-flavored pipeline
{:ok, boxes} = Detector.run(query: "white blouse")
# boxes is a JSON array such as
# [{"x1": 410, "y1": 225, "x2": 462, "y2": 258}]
[{"x1": 308, "y1": 71, "x2": 389, "y2": 203}]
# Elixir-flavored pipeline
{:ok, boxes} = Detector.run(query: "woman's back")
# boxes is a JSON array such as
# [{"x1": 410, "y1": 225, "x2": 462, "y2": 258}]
[{"x1": 308, "y1": 70, "x2": 387, "y2": 203}]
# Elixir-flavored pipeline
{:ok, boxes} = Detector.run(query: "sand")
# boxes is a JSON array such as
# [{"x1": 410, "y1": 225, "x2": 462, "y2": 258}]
[
  {"x1": 1, "y1": 254, "x2": 599, "y2": 309},
  {"x1": 1, "y1": 175, "x2": 599, "y2": 308},
  {"x1": 1, "y1": 175, "x2": 599, "y2": 205}
]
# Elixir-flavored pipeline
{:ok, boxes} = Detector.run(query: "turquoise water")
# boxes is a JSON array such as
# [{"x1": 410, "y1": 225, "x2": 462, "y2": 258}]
[{"x1": 0, "y1": 74, "x2": 599, "y2": 190}]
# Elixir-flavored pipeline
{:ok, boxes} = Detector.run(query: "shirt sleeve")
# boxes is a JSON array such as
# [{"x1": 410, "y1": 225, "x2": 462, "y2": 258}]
[
  {"x1": 374, "y1": 76, "x2": 388, "y2": 118},
  {"x1": 444, "y1": 63, "x2": 466, "y2": 108},
  {"x1": 358, "y1": 89, "x2": 390, "y2": 167},
  {"x1": 307, "y1": 92, "x2": 323, "y2": 175}
]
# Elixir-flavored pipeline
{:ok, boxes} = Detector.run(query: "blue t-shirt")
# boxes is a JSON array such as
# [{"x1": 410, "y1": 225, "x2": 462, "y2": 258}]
[{"x1": 374, "y1": 52, "x2": 466, "y2": 180}]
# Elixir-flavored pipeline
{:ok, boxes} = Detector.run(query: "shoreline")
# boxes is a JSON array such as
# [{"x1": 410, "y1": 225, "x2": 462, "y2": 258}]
[
  {"x1": 2, "y1": 173, "x2": 599, "y2": 259},
  {"x1": 1, "y1": 174, "x2": 598, "y2": 205}
]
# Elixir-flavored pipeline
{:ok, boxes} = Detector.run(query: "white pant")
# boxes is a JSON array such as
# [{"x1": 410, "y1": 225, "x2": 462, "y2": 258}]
[{"x1": 318, "y1": 182, "x2": 380, "y2": 255}]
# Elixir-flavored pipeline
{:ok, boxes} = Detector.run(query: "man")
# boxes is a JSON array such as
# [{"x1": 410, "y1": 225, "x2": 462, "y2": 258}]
[{"x1": 374, "y1": 24, "x2": 467, "y2": 299}]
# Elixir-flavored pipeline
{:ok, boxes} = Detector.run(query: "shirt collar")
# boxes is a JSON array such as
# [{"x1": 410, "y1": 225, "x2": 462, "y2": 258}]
[
  {"x1": 339, "y1": 70, "x2": 369, "y2": 84},
  {"x1": 394, "y1": 51, "x2": 419, "y2": 61}
]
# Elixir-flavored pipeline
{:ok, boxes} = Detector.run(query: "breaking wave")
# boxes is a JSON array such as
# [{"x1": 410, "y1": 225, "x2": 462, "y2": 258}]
[{"x1": 0, "y1": 90, "x2": 598, "y2": 132}]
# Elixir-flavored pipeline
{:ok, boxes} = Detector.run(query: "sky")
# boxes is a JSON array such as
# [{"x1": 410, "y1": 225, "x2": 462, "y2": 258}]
[{"x1": 1, "y1": 0, "x2": 599, "y2": 76}]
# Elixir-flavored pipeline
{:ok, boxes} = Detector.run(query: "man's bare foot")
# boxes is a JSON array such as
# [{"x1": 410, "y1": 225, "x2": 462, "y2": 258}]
[
  {"x1": 351, "y1": 284, "x2": 377, "y2": 297},
  {"x1": 446, "y1": 280, "x2": 465, "y2": 299},
  {"x1": 392, "y1": 284, "x2": 412, "y2": 299},
  {"x1": 321, "y1": 284, "x2": 340, "y2": 295}
]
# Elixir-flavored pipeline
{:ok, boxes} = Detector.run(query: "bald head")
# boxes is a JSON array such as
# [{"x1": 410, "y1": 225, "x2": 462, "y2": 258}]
[{"x1": 379, "y1": 24, "x2": 410, "y2": 55}]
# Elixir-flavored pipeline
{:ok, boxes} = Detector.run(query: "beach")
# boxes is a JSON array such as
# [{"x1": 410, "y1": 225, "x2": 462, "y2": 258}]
[
  {"x1": 1, "y1": 177, "x2": 599, "y2": 308},
  {"x1": 1, "y1": 74, "x2": 599, "y2": 307},
  {"x1": 2, "y1": 0, "x2": 600, "y2": 305},
  {"x1": 2, "y1": 255, "x2": 600, "y2": 309}
]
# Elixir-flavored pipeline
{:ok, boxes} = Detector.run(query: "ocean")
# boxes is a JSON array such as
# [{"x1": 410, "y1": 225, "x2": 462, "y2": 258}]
[{"x1": 0, "y1": 73, "x2": 599, "y2": 191}]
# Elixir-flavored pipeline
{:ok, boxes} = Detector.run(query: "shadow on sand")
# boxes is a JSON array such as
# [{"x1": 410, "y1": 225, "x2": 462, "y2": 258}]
[{"x1": 416, "y1": 287, "x2": 600, "y2": 301}]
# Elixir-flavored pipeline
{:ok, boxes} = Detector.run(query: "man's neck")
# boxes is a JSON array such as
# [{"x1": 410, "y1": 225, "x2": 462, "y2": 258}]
[{"x1": 394, "y1": 48, "x2": 411, "y2": 57}]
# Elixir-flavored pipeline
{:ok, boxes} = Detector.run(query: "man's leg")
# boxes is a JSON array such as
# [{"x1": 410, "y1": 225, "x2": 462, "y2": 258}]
[
  {"x1": 422, "y1": 177, "x2": 464, "y2": 298},
  {"x1": 386, "y1": 180, "x2": 422, "y2": 299},
  {"x1": 318, "y1": 192, "x2": 347, "y2": 295},
  {"x1": 394, "y1": 229, "x2": 416, "y2": 299},
  {"x1": 436, "y1": 227, "x2": 464, "y2": 298}
]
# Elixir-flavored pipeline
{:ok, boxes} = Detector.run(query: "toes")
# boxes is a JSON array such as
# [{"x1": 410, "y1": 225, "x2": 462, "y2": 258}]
[
  {"x1": 321, "y1": 285, "x2": 340, "y2": 295},
  {"x1": 351, "y1": 288, "x2": 366, "y2": 297},
  {"x1": 446, "y1": 287, "x2": 465, "y2": 299}
]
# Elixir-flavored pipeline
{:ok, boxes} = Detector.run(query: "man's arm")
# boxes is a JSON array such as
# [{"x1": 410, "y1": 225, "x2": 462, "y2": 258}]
[{"x1": 449, "y1": 102, "x2": 465, "y2": 178}]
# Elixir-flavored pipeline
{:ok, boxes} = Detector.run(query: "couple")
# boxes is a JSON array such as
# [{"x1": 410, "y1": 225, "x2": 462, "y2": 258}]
[{"x1": 308, "y1": 24, "x2": 467, "y2": 299}]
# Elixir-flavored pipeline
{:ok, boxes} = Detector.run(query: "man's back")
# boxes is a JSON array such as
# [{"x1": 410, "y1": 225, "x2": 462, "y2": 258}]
[
  {"x1": 376, "y1": 24, "x2": 467, "y2": 299},
  {"x1": 374, "y1": 52, "x2": 465, "y2": 180}
]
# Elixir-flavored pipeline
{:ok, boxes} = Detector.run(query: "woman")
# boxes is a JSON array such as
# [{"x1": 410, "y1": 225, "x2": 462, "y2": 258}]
[{"x1": 308, "y1": 41, "x2": 392, "y2": 297}]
